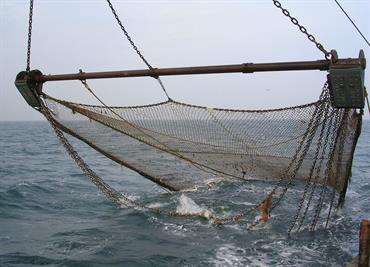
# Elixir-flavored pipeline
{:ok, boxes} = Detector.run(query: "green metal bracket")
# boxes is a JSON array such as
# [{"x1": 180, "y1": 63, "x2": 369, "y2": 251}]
[
  {"x1": 15, "y1": 70, "x2": 43, "y2": 110},
  {"x1": 329, "y1": 50, "x2": 366, "y2": 108}
]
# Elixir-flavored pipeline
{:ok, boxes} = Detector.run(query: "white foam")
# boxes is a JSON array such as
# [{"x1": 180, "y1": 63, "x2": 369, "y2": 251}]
[
  {"x1": 176, "y1": 194, "x2": 211, "y2": 219},
  {"x1": 162, "y1": 222, "x2": 188, "y2": 237},
  {"x1": 147, "y1": 202, "x2": 168, "y2": 208},
  {"x1": 211, "y1": 244, "x2": 248, "y2": 267},
  {"x1": 231, "y1": 200, "x2": 254, "y2": 206}
]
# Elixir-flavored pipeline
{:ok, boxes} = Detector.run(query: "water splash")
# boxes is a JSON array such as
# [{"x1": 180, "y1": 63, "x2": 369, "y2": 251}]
[{"x1": 176, "y1": 194, "x2": 212, "y2": 219}]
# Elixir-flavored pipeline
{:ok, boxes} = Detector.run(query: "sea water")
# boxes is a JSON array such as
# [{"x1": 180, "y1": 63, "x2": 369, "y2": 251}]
[{"x1": 0, "y1": 120, "x2": 369, "y2": 267}]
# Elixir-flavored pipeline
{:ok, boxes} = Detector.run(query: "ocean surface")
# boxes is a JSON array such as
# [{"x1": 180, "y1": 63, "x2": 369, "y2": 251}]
[{"x1": 0, "y1": 120, "x2": 369, "y2": 267}]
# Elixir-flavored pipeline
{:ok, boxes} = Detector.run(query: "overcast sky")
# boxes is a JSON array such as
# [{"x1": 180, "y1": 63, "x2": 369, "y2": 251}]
[{"x1": 1, "y1": 0, "x2": 369, "y2": 121}]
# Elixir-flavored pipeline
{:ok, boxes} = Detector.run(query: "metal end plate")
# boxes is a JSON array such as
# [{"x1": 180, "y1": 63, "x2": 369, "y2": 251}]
[
  {"x1": 329, "y1": 67, "x2": 365, "y2": 108},
  {"x1": 15, "y1": 71, "x2": 41, "y2": 109}
]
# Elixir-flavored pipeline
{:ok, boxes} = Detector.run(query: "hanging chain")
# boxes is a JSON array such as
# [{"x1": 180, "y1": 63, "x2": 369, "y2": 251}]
[
  {"x1": 40, "y1": 99, "x2": 127, "y2": 207},
  {"x1": 237, "y1": 89, "x2": 329, "y2": 230},
  {"x1": 287, "y1": 83, "x2": 331, "y2": 233},
  {"x1": 325, "y1": 109, "x2": 345, "y2": 229},
  {"x1": 106, "y1": 0, "x2": 171, "y2": 100},
  {"x1": 106, "y1": 0, "x2": 152, "y2": 69},
  {"x1": 272, "y1": 0, "x2": 331, "y2": 60},
  {"x1": 26, "y1": 0, "x2": 34, "y2": 72},
  {"x1": 287, "y1": 102, "x2": 331, "y2": 234},
  {"x1": 309, "y1": 109, "x2": 342, "y2": 231},
  {"x1": 296, "y1": 107, "x2": 336, "y2": 232},
  {"x1": 247, "y1": 86, "x2": 331, "y2": 231}
]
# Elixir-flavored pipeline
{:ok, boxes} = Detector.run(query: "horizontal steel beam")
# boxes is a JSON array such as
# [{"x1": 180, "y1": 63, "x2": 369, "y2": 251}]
[{"x1": 34, "y1": 58, "x2": 365, "y2": 83}]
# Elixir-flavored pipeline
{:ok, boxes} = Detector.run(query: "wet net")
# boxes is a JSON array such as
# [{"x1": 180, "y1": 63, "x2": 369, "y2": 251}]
[
  {"x1": 16, "y1": 0, "x2": 365, "y2": 233},
  {"x1": 41, "y1": 81, "x2": 361, "y2": 232}
]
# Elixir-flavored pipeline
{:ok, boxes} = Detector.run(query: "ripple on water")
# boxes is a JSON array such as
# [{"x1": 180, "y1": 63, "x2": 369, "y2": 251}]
[{"x1": 0, "y1": 121, "x2": 369, "y2": 266}]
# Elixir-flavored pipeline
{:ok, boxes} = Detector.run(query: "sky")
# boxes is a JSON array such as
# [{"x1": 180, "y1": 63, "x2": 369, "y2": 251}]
[{"x1": 1, "y1": 0, "x2": 369, "y2": 121}]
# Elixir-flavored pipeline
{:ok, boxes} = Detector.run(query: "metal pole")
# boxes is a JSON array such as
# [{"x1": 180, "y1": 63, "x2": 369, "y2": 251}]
[
  {"x1": 33, "y1": 57, "x2": 364, "y2": 83},
  {"x1": 34, "y1": 60, "x2": 330, "y2": 83}
]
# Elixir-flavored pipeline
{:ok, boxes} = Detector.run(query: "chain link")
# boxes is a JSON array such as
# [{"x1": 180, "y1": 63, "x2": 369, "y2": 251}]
[
  {"x1": 296, "y1": 108, "x2": 335, "y2": 232},
  {"x1": 325, "y1": 113, "x2": 348, "y2": 229},
  {"x1": 309, "y1": 109, "x2": 342, "y2": 231},
  {"x1": 40, "y1": 100, "x2": 127, "y2": 207},
  {"x1": 106, "y1": 0, "x2": 152, "y2": 70},
  {"x1": 237, "y1": 89, "x2": 328, "y2": 230},
  {"x1": 106, "y1": 0, "x2": 172, "y2": 100},
  {"x1": 272, "y1": 0, "x2": 331, "y2": 60},
  {"x1": 287, "y1": 83, "x2": 331, "y2": 233},
  {"x1": 26, "y1": 0, "x2": 34, "y2": 72},
  {"x1": 246, "y1": 87, "x2": 331, "y2": 231},
  {"x1": 324, "y1": 109, "x2": 345, "y2": 229},
  {"x1": 287, "y1": 101, "x2": 331, "y2": 234},
  {"x1": 272, "y1": 104, "x2": 324, "y2": 207}
]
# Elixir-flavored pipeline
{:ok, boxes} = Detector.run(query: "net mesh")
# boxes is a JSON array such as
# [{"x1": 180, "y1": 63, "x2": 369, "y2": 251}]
[
  {"x1": 41, "y1": 81, "x2": 362, "y2": 231},
  {"x1": 43, "y1": 84, "x2": 360, "y2": 194}
]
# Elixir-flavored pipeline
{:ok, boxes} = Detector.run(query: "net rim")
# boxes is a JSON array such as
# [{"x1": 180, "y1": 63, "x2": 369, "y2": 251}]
[{"x1": 42, "y1": 93, "x2": 323, "y2": 113}]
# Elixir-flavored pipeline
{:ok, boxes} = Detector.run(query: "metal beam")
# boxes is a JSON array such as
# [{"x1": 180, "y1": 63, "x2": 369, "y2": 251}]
[{"x1": 34, "y1": 58, "x2": 365, "y2": 83}]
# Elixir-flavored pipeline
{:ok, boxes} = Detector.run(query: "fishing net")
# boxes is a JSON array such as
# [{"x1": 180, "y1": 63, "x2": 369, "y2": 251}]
[
  {"x1": 15, "y1": 0, "x2": 366, "y2": 234},
  {"x1": 40, "y1": 79, "x2": 361, "y2": 231}
]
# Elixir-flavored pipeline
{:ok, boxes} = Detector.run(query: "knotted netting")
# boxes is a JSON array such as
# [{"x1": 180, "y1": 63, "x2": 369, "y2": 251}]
[
  {"x1": 15, "y1": 0, "x2": 366, "y2": 233},
  {"x1": 40, "y1": 79, "x2": 362, "y2": 231}
]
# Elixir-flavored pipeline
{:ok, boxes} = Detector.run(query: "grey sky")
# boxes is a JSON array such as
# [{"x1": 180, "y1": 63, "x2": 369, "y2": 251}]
[{"x1": 1, "y1": 0, "x2": 369, "y2": 121}]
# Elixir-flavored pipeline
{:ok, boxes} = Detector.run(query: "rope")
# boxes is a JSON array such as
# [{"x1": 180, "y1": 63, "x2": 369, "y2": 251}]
[
  {"x1": 365, "y1": 87, "x2": 370, "y2": 115},
  {"x1": 334, "y1": 0, "x2": 370, "y2": 47}
]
